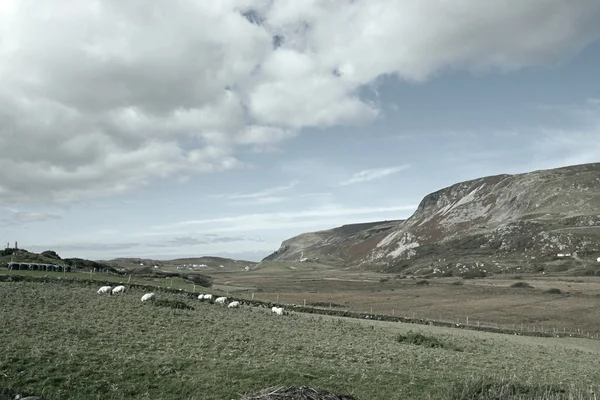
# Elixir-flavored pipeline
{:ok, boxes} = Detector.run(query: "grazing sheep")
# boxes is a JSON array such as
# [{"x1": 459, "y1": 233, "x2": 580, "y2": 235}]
[
  {"x1": 272, "y1": 306, "x2": 284, "y2": 315},
  {"x1": 112, "y1": 285, "x2": 126, "y2": 295},
  {"x1": 203, "y1": 294, "x2": 213, "y2": 301},
  {"x1": 97, "y1": 286, "x2": 112, "y2": 295},
  {"x1": 228, "y1": 301, "x2": 240, "y2": 308},
  {"x1": 198, "y1": 294, "x2": 205, "y2": 300},
  {"x1": 215, "y1": 296, "x2": 227, "y2": 304},
  {"x1": 141, "y1": 293, "x2": 155, "y2": 302}
]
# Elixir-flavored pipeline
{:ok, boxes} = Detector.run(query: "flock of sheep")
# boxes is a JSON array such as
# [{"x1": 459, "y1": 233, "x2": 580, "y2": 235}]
[{"x1": 96, "y1": 285, "x2": 285, "y2": 315}]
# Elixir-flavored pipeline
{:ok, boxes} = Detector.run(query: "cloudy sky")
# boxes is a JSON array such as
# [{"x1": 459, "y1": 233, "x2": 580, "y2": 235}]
[{"x1": 1, "y1": 1, "x2": 599, "y2": 261}]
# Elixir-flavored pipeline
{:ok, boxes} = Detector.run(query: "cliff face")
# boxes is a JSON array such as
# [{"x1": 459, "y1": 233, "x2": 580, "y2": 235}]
[{"x1": 265, "y1": 163, "x2": 600, "y2": 275}]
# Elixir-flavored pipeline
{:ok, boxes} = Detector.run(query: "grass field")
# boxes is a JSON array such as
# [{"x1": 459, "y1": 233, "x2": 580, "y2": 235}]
[
  {"x1": 207, "y1": 264, "x2": 600, "y2": 335},
  {"x1": 1, "y1": 280, "x2": 600, "y2": 400}
]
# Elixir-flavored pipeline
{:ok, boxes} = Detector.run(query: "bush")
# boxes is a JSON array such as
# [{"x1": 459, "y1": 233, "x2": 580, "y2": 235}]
[
  {"x1": 153, "y1": 299, "x2": 194, "y2": 310},
  {"x1": 308, "y1": 301, "x2": 344, "y2": 308},
  {"x1": 396, "y1": 331, "x2": 460, "y2": 351},
  {"x1": 510, "y1": 282, "x2": 534, "y2": 288},
  {"x1": 41, "y1": 250, "x2": 61, "y2": 260},
  {"x1": 544, "y1": 288, "x2": 562, "y2": 295},
  {"x1": 461, "y1": 270, "x2": 487, "y2": 279},
  {"x1": 416, "y1": 279, "x2": 430, "y2": 285},
  {"x1": 184, "y1": 274, "x2": 213, "y2": 288}
]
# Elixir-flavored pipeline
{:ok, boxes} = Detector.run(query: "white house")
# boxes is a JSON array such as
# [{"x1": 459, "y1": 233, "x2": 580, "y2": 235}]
[
  {"x1": 596, "y1": 257, "x2": 600, "y2": 263},
  {"x1": 557, "y1": 253, "x2": 572, "y2": 258}
]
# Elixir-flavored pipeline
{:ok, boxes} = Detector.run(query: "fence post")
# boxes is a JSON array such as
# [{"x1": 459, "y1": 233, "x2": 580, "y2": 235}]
[
  {"x1": 392, "y1": 309, "x2": 395, "y2": 316},
  {"x1": 370, "y1": 307, "x2": 373, "y2": 314},
  {"x1": 252, "y1": 293, "x2": 255, "y2": 301},
  {"x1": 128, "y1": 274, "x2": 131, "y2": 283},
  {"x1": 170, "y1": 278, "x2": 173, "y2": 288},
  {"x1": 329, "y1": 303, "x2": 332, "y2": 309},
  {"x1": 193, "y1": 284, "x2": 196, "y2": 292},
  {"x1": 466, "y1": 316, "x2": 469, "y2": 325},
  {"x1": 303, "y1": 299, "x2": 306, "y2": 307}
]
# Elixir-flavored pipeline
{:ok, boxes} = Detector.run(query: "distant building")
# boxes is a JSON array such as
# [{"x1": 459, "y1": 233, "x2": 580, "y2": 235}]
[
  {"x1": 597, "y1": 257, "x2": 600, "y2": 263},
  {"x1": 557, "y1": 253, "x2": 572, "y2": 258}
]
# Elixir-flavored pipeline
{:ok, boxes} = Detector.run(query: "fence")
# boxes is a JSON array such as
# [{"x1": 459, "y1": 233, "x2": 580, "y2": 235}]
[{"x1": 2, "y1": 268, "x2": 598, "y2": 340}]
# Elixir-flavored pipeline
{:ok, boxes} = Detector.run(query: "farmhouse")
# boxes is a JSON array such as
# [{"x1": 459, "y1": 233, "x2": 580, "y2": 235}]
[{"x1": 556, "y1": 253, "x2": 572, "y2": 258}]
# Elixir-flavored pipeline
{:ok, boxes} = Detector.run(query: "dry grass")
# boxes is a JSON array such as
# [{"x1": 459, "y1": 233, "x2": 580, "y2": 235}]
[{"x1": 207, "y1": 267, "x2": 600, "y2": 334}]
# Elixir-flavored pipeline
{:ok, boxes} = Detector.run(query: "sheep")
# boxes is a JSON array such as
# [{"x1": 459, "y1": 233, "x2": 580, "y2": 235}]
[
  {"x1": 203, "y1": 294, "x2": 213, "y2": 301},
  {"x1": 214, "y1": 296, "x2": 227, "y2": 304},
  {"x1": 141, "y1": 293, "x2": 155, "y2": 302},
  {"x1": 198, "y1": 294, "x2": 205, "y2": 300},
  {"x1": 112, "y1": 285, "x2": 126, "y2": 295},
  {"x1": 228, "y1": 301, "x2": 240, "y2": 308},
  {"x1": 97, "y1": 286, "x2": 112, "y2": 295},
  {"x1": 272, "y1": 306, "x2": 284, "y2": 315}
]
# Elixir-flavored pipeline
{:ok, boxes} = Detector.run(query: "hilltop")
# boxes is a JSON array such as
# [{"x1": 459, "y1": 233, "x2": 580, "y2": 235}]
[{"x1": 265, "y1": 162, "x2": 600, "y2": 276}]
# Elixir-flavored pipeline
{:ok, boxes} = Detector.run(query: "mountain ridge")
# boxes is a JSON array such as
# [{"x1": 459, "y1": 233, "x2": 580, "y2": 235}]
[{"x1": 265, "y1": 162, "x2": 600, "y2": 275}]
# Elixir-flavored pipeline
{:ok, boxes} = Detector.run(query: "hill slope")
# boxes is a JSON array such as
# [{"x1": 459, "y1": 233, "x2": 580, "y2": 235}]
[
  {"x1": 263, "y1": 220, "x2": 403, "y2": 267},
  {"x1": 266, "y1": 163, "x2": 600, "y2": 275}
]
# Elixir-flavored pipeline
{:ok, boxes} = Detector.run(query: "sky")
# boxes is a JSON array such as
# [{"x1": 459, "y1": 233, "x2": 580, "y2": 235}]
[{"x1": 1, "y1": 0, "x2": 600, "y2": 262}]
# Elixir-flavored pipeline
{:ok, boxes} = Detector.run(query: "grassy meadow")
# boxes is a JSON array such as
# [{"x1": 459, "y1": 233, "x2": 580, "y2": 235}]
[{"x1": 1, "y1": 280, "x2": 600, "y2": 400}]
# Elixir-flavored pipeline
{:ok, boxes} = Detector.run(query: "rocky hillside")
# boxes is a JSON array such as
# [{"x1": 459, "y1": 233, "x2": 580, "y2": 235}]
[
  {"x1": 265, "y1": 163, "x2": 600, "y2": 276},
  {"x1": 263, "y1": 220, "x2": 402, "y2": 267}
]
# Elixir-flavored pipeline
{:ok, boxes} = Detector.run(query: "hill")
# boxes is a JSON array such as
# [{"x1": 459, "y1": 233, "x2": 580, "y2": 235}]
[
  {"x1": 265, "y1": 162, "x2": 600, "y2": 276},
  {"x1": 106, "y1": 255, "x2": 256, "y2": 273},
  {"x1": 0, "y1": 248, "x2": 118, "y2": 272},
  {"x1": 263, "y1": 220, "x2": 402, "y2": 267}
]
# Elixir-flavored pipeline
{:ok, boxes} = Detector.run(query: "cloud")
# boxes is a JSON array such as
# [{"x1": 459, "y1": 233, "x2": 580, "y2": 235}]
[
  {"x1": 154, "y1": 235, "x2": 265, "y2": 247},
  {"x1": 1, "y1": 0, "x2": 599, "y2": 204},
  {"x1": 13, "y1": 211, "x2": 62, "y2": 223},
  {"x1": 147, "y1": 204, "x2": 416, "y2": 234},
  {"x1": 216, "y1": 180, "x2": 299, "y2": 205},
  {"x1": 339, "y1": 165, "x2": 410, "y2": 186}
]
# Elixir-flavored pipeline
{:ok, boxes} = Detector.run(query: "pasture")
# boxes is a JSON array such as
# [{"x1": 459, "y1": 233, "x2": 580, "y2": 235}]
[
  {"x1": 1, "y1": 280, "x2": 600, "y2": 400},
  {"x1": 208, "y1": 263, "x2": 600, "y2": 335}
]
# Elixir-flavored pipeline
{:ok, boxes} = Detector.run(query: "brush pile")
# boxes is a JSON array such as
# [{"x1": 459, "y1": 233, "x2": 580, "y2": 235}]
[{"x1": 240, "y1": 386, "x2": 360, "y2": 400}]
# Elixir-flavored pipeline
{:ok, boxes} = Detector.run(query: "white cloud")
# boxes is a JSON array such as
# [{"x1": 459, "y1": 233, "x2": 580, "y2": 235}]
[
  {"x1": 339, "y1": 165, "x2": 410, "y2": 186},
  {"x1": 147, "y1": 204, "x2": 416, "y2": 234},
  {"x1": 13, "y1": 211, "x2": 61, "y2": 223},
  {"x1": 1, "y1": 0, "x2": 599, "y2": 204}
]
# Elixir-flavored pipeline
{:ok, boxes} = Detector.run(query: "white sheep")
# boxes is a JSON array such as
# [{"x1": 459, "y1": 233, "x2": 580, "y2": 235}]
[
  {"x1": 228, "y1": 301, "x2": 240, "y2": 308},
  {"x1": 198, "y1": 294, "x2": 205, "y2": 300},
  {"x1": 203, "y1": 294, "x2": 213, "y2": 301},
  {"x1": 112, "y1": 285, "x2": 126, "y2": 295},
  {"x1": 272, "y1": 306, "x2": 284, "y2": 315},
  {"x1": 97, "y1": 286, "x2": 112, "y2": 295},
  {"x1": 141, "y1": 293, "x2": 155, "y2": 302},
  {"x1": 214, "y1": 296, "x2": 227, "y2": 304}
]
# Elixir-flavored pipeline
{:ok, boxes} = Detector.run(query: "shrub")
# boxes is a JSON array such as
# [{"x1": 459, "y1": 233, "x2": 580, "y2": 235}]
[
  {"x1": 510, "y1": 282, "x2": 534, "y2": 288},
  {"x1": 461, "y1": 270, "x2": 487, "y2": 279},
  {"x1": 153, "y1": 299, "x2": 194, "y2": 310},
  {"x1": 544, "y1": 288, "x2": 562, "y2": 294},
  {"x1": 416, "y1": 279, "x2": 430, "y2": 285},
  {"x1": 185, "y1": 274, "x2": 213, "y2": 288},
  {"x1": 308, "y1": 301, "x2": 344, "y2": 308}
]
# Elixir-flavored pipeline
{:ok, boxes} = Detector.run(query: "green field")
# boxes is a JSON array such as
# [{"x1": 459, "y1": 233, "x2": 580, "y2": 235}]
[{"x1": 1, "y1": 280, "x2": 600, "y2": 400}]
